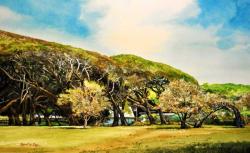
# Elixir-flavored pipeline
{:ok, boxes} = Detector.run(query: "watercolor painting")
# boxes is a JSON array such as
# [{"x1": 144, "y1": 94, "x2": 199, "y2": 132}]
[{"x1": 0, "y1": 0, "x2": 249, "y2": 153}]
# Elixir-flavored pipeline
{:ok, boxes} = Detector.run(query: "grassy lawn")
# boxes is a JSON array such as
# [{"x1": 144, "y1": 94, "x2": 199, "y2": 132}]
[{"x1": 0, "y1": 125, "x2": 249, "y2": 153}]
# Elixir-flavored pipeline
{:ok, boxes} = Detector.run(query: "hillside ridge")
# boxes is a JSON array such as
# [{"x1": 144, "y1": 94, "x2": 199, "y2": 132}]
[
  {"x1": 111, "y1": 54, "x2": 198, "y2": 84},
  {"x1": 0, "y1": 29, "x2": 197, "y2": 83}
]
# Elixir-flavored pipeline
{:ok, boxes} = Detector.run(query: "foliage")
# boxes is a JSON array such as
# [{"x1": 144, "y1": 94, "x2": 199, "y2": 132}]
[
  {"x1": 0, "y1": 50, "x2": 105, "y2": 126},
  {"x1": 237, "y1": 93, "x2": 250, "y2": 109},
  {"x1": 0, "y1": 30, "x2": 117, "y2": 72},
  {"x1": 202, "y1": 83, "x2": 250, "y2": 99},
  {"x1": 159, "y1": 79, "x2": 201, "y2": 128},
  {"x1": 147, "y1": 89, "x2": 157, "y2": 100},
  {"x1": 0, "y1": 30, "x2": 245, "y2": 128},
  {"x1": 111, "y1": 54, "x2": 198, "y2": 84},
  {"x1": 57, "y1": 81, "x2": 109, "y2": 127},
  {"x1": 0, "y1": 30, "x2": 197, "y2": 83},
  {"x1": 0, "y1": 30, "x2": 199, "y2": 127},
  {"x1": 160, "y1": 80, "x2": 244, "y2": 128}
]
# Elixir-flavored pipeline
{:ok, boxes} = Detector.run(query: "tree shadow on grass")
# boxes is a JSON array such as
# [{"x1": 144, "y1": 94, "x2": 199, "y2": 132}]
[
  {"x1": 154, "y1": 126, "x2": 180, "y2": 130},
  {"x1": 204, "y1": 125, "x2": 245, "y2": 129},
  {"x1": 79, "y1": 142, "x2": 250, "y2": 153},
  {"x1": 147, "y1": 125, "x2": 183, "y2": 130},
  {"x1": 143, "y1": 141, "x2": 250, "y2": 153},
  {"x1": 220, "y1": 125, "x2": 241, "y2": 128}
]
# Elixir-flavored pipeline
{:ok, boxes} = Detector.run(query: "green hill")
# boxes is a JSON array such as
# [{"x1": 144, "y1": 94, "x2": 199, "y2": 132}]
[
  {"x1": 0, "y1": 30, "x2": 115, "y2": 71},
  {"x1": 202, "y1": 83, "x2": 250, "y2": 98},
  {"x1": 0, "y1": 30, "x2": 197, "y2": 83},
  {"x1": 111, "y1": 54, "x2": 198, "y2": 84}
]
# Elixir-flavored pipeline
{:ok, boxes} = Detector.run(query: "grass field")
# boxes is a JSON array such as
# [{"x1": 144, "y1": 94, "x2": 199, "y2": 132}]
[{"x1": 0, "y1": 125, "x2": 250, "y2": 153}]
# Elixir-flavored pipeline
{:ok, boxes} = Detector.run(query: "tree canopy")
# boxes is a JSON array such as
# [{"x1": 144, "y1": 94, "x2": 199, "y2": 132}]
[
  {"x1": 57, "y1": 81, "x2": 109, "y2": 127},
  {"x1": 0, "y1": 30, "x2": 246, "y2": 128}
]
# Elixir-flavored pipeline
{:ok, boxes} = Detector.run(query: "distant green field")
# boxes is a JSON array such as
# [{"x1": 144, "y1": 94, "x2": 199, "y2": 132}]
[
  {"x1": 0, "y1": 125, "x2": 249, "y2": 153},
  {"x1": 202, "y1": 83, "x2": 250, "y2": 98}
]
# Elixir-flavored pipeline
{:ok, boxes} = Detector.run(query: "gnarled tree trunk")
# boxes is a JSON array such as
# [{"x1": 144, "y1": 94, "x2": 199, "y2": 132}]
[
  {"x1": 44, "y1": 114, "x2": 51, "y2": 126},
  {"x1": 145, "y1": 106, "x2": 155, "y2": 125},
  {"x1": 159, "y1": 108, "x2": 166, "y2": 125},
  {"x1": 8, "y1": 114, "x2": 14, "y2": 125},
  {"x1": 22, "y1": 113, "x2": 28, "y2": 126},
  {"x1": 112, "y1": 104, "x2": 119, "y2": 126},
  {"x1": 180, "y1": 113, "x2": 188, "y2": 129}
]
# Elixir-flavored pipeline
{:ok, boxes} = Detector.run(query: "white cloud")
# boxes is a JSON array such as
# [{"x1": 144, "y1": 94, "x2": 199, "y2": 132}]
[
  {"x1": 0, "y1": 6, "x2": 25, "y2": 22},
  {"x1": 80, "y1": 0, "x2": 199, "y2": 54},
  {"x1": 79, "y1": 0, "x2": 250, "y2": 84},
  {"x1": 153, "y1": 28, "x2": 250, "y2": 84}
]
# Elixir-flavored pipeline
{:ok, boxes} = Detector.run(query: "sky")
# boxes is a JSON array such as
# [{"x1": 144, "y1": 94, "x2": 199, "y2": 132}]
[{"x1": 0, "y1": 0, "x2": 249, "y2": 84}]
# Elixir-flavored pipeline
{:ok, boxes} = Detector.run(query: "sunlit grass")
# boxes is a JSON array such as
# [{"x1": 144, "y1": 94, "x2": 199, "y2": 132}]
[{"x1": 0, "y1": 125, "x2": 249, "y2": 153}]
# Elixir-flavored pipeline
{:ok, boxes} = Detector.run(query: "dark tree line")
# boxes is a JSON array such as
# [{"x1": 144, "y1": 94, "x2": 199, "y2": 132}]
[
  {"x1": 0, "y1": 51, "x2": 108, "y2": 125},
  {"x1": 0, "y1": 51, "x2": 245, "y2": 128}
]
